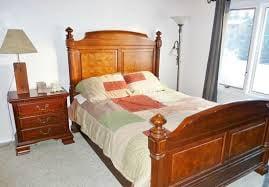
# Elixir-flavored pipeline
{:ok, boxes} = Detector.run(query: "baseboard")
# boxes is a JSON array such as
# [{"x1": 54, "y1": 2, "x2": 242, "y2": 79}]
[{"x1": 0, "y1": 138, "x2": 14, "y2": 146}]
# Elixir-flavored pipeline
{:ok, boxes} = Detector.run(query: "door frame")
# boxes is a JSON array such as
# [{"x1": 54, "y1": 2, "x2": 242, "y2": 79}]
[
  {"x1": 219, "y1": 0, "x2": 269, "y2": 99},
  {"x1": 249, "y1": 3, "x2": 269, "y2": 96}
]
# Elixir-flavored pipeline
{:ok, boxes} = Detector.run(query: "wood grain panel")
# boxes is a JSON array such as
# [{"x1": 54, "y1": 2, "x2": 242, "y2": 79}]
[
  {"x1": 69, "y1": 50, "x2": 82, "y2": 84},
  {"x1": 229, "y1": 122, "x2": 266, "y2": 158},
  {"x1": 80, "y1": 50, "x2": 118, "y2": 78},
  {"x1": 179, "y1": 151, "x2": 263, "y2": 187},
  {"x1": 170, "y1": 137, "x2": 224, "y2": 183},
  {"x1": 122, "y1": 49, "x2": 154, "y2": 73}
]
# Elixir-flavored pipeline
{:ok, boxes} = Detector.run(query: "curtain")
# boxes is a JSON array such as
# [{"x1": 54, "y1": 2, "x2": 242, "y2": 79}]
[{"x1": 202, "y1": 0, "x2": 231, "y2": 101}]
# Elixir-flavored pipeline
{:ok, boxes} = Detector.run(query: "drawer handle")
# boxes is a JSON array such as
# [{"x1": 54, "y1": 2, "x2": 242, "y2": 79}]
[
  {"x1": 36, "y1": 104, "x2": 49, "y2": 112},
  {"x1": 38, "y1": 117, "x2": 51, "y2": 124},
  {"x1": 39, "y1": 128, "x2": 51, "y2": 135}
]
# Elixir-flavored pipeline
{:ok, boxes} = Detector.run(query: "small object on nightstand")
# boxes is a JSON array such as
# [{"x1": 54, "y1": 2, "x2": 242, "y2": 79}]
[
  {"x1": 7, "y1": 89, "x2": 74, "y2": 156},
  {"x1": 36, "y1": 81, "x2": 48, "y2": 94},
  {"x1": 50, "y1": 82, "x2": 63, "y2": 93}
]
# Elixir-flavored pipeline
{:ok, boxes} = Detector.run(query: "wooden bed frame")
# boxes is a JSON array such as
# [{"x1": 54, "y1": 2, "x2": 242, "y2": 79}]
[{"x1": 65, "y1": 27, "x2": 269, "y2": 187}]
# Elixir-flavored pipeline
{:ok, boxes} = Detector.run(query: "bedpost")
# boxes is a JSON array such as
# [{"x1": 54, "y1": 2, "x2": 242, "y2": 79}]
[
  {"x1": 155, "y1": 31, "x2": 162, "y2": 78},
  {"x1": 65, "y1": 27, "x2": 80, "y2": 133},
  {"x1": 65, "y1": 27, "x2": 74, "y2": 102},
  {"x1": 149, "y1": 114, "x2": 168, "y2": 187},
  {"x1": 66, "y1": 27, "x2": 74, "y2": 40}
]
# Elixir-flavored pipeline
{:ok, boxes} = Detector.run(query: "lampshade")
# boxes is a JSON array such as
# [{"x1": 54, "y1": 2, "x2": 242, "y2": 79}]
[
  {"x1": 170, "y1": 48, "x2": 178, "y2": 56},
  {"x1": 170, "y1": 42, "x2": 178, "y2": 56},
  {"x1": 171, "y1": 16, "x2": 190, "y2": 25},
  {"x1": 0, "y1": 29, "x2": 37, "y2": 54}
]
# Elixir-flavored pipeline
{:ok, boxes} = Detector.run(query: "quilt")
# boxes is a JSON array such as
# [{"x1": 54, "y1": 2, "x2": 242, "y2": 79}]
[{"x1": 69, "y1": 88, "x2": 217, "y2": 187}]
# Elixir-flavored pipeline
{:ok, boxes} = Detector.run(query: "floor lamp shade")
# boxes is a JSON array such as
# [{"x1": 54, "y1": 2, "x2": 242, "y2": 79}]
[
  {"x1": 170, "y1": 16, "x2": 190, "y2": 25},
  {"x1": 0, "y1": 29, "x2": 37, "y2": 94}
]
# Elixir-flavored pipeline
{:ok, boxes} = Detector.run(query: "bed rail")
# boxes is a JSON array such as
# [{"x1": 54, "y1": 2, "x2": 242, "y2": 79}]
[{"x1": 149, "y1": 100, "x2": 269, "y2": 187}]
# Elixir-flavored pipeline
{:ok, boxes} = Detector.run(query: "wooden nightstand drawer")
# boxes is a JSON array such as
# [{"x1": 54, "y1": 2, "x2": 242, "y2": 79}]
[
  {"x1": 19, "y1": 112, "x2": 67, "y2": 129},
  {"x1": 21, "y1": 125, "x2": 67, "y2": 142},
  {"x1": 17, "y1": 99, "x2": 65, "y2": 117}
]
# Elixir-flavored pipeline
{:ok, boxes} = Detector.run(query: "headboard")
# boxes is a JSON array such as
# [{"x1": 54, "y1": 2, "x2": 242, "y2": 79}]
[{"x1": 65, "y1": 27, "x2": 162, "y2": 102}]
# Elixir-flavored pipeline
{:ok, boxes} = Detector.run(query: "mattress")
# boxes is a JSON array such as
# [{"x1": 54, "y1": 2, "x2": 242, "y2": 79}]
[{"x1": 69, "y1": 88, "x2": 217, "y2": 187}]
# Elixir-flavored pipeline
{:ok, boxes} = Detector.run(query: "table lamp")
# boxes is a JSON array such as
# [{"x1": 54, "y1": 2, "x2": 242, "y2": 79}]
[
  {"x1": 170, "y1": 16, "x2": 189, "y2": 91},
  {"x1": 0, "y1": 29, "x2": 37, "y2": 94}
]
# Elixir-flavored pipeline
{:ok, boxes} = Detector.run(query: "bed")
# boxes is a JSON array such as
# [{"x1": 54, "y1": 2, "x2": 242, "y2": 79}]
[{"x1": 65, "y1": 27, "x2": 269, "y2": 187}]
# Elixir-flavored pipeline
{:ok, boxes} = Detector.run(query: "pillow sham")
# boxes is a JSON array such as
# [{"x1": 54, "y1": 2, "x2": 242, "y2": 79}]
[
  {"x1": 123, "y1": 71, "x2": 165, "y2": 94},
  {"x1": 76, "y1": 73, "x2": 130, "y2": 103}
]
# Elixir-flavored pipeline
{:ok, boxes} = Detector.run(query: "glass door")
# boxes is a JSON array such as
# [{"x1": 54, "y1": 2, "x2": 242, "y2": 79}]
[
  {"x1": 219, "y1": 9, "x2": 255, "y2": 88},
  {"x1": 252, "y1": 7, "x2": 269, "y2": 95}
]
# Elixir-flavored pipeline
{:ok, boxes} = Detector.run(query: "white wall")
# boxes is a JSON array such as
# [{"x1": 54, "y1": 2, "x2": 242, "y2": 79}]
[
  {"x1": 180, "y1": 1, "x2": 216, "y2": 97},
  {"x1": 0, "y1": 0, "x2": 215, "y2": 142}
]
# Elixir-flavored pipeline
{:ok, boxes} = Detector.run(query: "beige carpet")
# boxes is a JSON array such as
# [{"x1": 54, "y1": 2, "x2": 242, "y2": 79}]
[
  {"x1": 0, "y1": 134, "x2": 121, "y2": 187},
  {"x1": 0, "y1": 133, "x2": 268, "y2": 187}
]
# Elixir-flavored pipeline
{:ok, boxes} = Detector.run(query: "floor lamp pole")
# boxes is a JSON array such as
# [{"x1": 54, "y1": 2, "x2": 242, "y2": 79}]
[{"x1": 176, "y1": 24, "x2": 183, "y2": 91}]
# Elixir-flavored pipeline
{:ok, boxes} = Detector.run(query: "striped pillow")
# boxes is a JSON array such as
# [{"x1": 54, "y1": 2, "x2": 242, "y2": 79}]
[{"x1": 123, "y1": 71, "x2": 165, "y2": 94}]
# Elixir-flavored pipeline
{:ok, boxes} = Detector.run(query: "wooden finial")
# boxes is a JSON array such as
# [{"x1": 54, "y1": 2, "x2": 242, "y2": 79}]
[
  {"x1": 149, "y1": 114, "x2": 168, "y2": 187},
  {"x1": 65, "y1": 27, "x2": 73, "y2": 40},
  {"x1": 156, "y1": 31, "x2": 162, "y2": 37},
  {"x1": 155, "y1": 31, "x2": 162, "y2": 48},
  {"x1": 150, "y1": 113, "x2": 167, "y2": 139}
]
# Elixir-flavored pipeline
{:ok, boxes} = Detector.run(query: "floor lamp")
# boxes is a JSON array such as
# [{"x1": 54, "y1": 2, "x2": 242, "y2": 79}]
[
  {"x1": 170, "y1": 16, "x2": 189, "y2": 91},
  {"x1": 0, "y1": 29, "x2": 37, "y2": 94}
]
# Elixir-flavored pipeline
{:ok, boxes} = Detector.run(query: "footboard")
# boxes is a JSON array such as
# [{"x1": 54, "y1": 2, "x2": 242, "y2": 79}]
[{"x1": 149, "y1": 101, "x2": 269, "y2": 187}]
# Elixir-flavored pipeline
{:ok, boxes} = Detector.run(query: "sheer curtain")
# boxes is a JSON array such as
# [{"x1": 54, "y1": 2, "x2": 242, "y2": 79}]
[{"x1": 202, "y1": 0, "x2": 231, "y2": 101}]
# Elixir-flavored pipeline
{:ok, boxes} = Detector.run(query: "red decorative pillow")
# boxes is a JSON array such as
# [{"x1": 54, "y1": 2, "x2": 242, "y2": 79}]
[
  {"x1": 103, "y1": 81, "x2": 128, "y2": 91},
  {"x1": 103, "y1": 80, "x2": 130, "y2": 99},
  {"x1": 123, "y1": 73, "x2": 146, "y2": 84},
  {"x1": 123, "y1": 71, "x2": 165, "y2": 94}
]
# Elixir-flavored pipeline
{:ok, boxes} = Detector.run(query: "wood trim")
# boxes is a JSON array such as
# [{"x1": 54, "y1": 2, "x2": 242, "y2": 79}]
[
  {"x1": 149, "y1": 101, "x2": 269, "y2": 186},
  {"x1": 256, "y1": 118, "x2": 269, "y2": 175}
]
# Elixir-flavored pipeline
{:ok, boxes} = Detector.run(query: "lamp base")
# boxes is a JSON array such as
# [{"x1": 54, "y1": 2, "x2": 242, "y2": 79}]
[{"x1": 13, "y1": 62, "x2": 29, "y2": 95}]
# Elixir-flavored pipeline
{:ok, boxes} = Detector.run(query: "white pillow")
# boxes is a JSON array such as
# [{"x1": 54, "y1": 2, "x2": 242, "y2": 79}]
[{"x1": 76, "y1": 73, "x2": 130, "y2": 103}]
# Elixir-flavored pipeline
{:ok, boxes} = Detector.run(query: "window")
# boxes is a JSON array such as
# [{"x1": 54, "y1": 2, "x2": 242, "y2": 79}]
[
  {"x1": 252, "y1": 8, "x2": 269, "y2": 94},
  {"x1": 219, "y1": 9, "x2": 255, "y2": 88},
  {"x1": 219, "y1": 2, "x2": 269, "y2": 98}
]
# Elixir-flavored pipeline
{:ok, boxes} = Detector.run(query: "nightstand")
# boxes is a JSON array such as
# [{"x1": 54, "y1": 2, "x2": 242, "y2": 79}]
[{"x1": 7, "y1": 89, "x2": 74, "y2": 156}]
